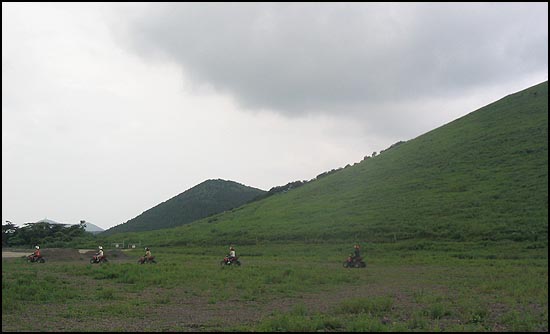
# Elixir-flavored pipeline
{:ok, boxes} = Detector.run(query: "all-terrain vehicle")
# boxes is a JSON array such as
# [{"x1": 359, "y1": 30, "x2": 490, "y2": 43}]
[
  {"x1": 220, "y1": 255, "x2": 241, "y2": 266},
  {"x1": 27, "y1": 255, "x2": 45, "y2": 263},
  {"x1": 90, "y1": 255, "x2": 108, "y2": 264},
  {"x1": 138, "y1": 256, "x2": 157, "y2": 264},
  {"x1": 343, "y1": 255, "x2": 366, "y2": 268}
]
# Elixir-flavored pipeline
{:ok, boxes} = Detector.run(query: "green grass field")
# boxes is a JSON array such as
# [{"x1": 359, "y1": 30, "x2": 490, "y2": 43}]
[{"x1": 2, "y1": 241, "x2": 547, "y2": 332}]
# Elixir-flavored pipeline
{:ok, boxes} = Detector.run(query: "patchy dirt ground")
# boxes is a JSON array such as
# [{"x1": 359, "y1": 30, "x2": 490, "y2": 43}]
[
  {"x1": 3, "y1": 250, "x2": 547, "y2": 332},
  {"x1": 2, "y1": 268, "x2": 521, "y2": 332}
]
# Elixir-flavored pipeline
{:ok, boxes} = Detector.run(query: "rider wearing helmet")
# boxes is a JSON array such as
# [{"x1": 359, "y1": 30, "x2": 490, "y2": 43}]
[
  {"x1": 96, "y1": 246, "x2": 104, "y2": 261},
  {"x1": 353, "y1": 244, "x2": 361, "y2": 261},
  {"x1": 228, "y1": 246, "x2": 236, "y2": 262},
  {"x1": 144, "y1": 247, "x2": 152, "y2": 260},
  {"x1": 32, "y1": 245, "x2": 41, "y2": 260}
]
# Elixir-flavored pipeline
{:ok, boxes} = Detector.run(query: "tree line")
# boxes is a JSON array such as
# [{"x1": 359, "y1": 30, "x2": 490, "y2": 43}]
[{"x1": 2, "y1": 221, "x2": 94, "y2": 248}]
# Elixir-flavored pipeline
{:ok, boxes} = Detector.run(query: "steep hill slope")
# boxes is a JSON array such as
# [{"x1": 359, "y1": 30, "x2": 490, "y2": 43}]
[
  {"x1": 101, "y1": 179, "x2": 265, "y2": 235},
  {"x1": 104, "y1": 81, "x2": 548, "y2": 245}
]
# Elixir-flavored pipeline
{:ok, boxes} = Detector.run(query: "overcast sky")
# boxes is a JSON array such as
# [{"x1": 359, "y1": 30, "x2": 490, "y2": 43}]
[{"x1": 2, "y1": 3, "x2": 548, "y2": 230}]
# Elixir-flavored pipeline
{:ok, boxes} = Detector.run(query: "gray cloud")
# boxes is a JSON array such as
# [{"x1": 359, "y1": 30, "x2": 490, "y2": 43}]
[{"x1": 116, "y1": 3, "x2": 548, "y2": 115}]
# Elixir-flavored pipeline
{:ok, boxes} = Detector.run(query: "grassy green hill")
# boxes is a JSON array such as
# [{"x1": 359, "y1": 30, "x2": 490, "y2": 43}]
[
  {"x1": 101, "y1": 179, "x2": 266, "y2": 236},
  {"x1": 102, "y1": 81, "x2": 548, "y2": 246}
]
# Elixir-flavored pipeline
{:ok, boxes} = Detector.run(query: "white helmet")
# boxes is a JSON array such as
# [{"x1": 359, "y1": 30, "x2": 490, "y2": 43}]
[
  {"x1": 98, "y1": 246, "x2": 103, "y2": 250},
  {"x1": 35, "y1": 245, "x2": 40, "y2": 249}
]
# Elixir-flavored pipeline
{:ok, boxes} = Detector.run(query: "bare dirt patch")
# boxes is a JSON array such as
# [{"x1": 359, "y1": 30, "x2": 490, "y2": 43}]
[{"x1": 1, "y1": 251, "x2": 28, "y2": 258}]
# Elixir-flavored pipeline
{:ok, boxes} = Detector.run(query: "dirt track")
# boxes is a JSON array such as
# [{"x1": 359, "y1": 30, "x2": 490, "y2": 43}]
[{"x1": 2, "y1": 251, "x2": 28, "y2": 258}]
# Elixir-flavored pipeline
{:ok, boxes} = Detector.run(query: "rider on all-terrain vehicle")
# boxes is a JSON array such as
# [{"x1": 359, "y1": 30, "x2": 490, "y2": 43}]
[
  {"x1": 30, "y1": 245, "x2": 41, "y2": 261},
  {"x1": 96, "y1": 246, "x2": 104, "y2": 261},
  {"x1": 228, "y1": 246, "x2": 236, "y2": 262},
  {"x1": 353, "y1": 244, "x2": 361, "y2": 261}
]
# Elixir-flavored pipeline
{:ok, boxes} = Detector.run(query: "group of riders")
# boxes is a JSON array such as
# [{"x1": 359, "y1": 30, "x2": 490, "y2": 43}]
[
  {"x1": 28, "y1": 244, "x2": 364, "y2": 266},
  {"x1": 27, "y1": 245, "x2": 153, "y2": 263}
]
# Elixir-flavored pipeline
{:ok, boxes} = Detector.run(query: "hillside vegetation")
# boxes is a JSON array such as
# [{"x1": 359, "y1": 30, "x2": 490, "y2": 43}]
[
  {"x1": 101, "y1": 179, "x2": 265, "y2": 236},
  {"x1": 102, "y1": 81, "x2": 548, "y2": 246}
]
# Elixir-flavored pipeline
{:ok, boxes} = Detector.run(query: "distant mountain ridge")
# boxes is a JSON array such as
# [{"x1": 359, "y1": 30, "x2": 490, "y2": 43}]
[
  {"x1": 31, "y1": 218, "x2": 104, "y2": 234},
  {"x1": 102, "y1": 179, "x2": 265, "y2": 235},
  {"x1": 82, "y1": 222, "x2": 104, "y2": 234}
]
